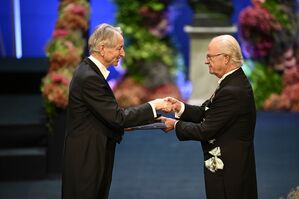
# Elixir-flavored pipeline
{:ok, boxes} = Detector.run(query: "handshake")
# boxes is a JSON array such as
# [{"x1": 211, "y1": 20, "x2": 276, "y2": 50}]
[
  {"x1": 150, "y1": 97, "x2": 183, "y2": 132},
  {"x1": 151, "y1": 97, "x2": 182, "y2": 113}
]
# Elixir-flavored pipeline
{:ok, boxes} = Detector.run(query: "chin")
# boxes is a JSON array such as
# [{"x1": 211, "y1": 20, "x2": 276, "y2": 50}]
[
  {"x1": 113, "y1": 61, "x2": 119, "y2": 66},
  {"x1": 110, "y1": 62, "x2": 117, "y2": 67}
]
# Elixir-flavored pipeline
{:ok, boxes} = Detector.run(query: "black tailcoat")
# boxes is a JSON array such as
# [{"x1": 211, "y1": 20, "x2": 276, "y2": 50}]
[
  {"x1": 62, "y1": 58, "x2": 154, "y2": 199},
  {"x1": 176, "y1": 68, "x2": 258, "y2": 199}
]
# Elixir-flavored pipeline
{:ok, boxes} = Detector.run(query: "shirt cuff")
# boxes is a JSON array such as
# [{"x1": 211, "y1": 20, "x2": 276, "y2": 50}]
[
  {"x1": 148, "y1": 102, "x2": 157, "y2": 118},
  {"x1": 174, "y1": 102, "x2": 185, "y2": 118}
]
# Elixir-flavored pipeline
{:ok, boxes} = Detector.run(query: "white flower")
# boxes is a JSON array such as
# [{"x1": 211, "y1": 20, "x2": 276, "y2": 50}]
[{"x1": 205, "y1": 147, "x2": 224, "y2": 173}]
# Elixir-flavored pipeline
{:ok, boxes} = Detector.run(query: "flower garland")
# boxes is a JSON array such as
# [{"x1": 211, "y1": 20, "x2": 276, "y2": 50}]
[
  {"x1": 41, "y1": 0, "x2": 89, "y2": 129},
  {"x1": 239, "y1": 0, "x2": 299, "y2": 111}
]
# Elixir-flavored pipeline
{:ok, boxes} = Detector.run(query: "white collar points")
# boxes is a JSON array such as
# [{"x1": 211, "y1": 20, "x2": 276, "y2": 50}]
[{"x1": 88, "y1": 55, "x2": 110, "y2": 80}]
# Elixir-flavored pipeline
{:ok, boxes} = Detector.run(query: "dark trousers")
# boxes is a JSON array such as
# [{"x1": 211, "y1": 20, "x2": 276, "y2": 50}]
[
  {"x1": 62, "y1": 135, "x2": 116, "y2": 199},
  {"x1": 98, "y1": 138, "x2": 116, "y2": 199}
]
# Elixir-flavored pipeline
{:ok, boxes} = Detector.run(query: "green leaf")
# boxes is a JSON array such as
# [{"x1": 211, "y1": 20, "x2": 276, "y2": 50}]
[{"x1": 249, "y1": 62, "x2": 282, "y2": 109}]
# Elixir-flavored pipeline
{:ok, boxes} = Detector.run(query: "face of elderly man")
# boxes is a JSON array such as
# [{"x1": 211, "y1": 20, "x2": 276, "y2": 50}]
[
  {"x1": 205, "y1": 38, "x2": 231, "y2": 78},
  {"x1": 101, "y1": 31, "x2": 125, "y2": 67}
]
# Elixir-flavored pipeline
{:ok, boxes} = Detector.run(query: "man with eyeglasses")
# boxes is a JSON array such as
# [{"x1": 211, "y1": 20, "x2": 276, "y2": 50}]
[{"x1": 161, "y1": 35, "x2": 258, "y2": 199}]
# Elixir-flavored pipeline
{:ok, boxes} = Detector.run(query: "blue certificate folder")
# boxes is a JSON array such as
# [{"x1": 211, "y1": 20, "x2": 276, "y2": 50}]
[{"x1": 129, "y1": 122, "x2": 166, "y2": 130}]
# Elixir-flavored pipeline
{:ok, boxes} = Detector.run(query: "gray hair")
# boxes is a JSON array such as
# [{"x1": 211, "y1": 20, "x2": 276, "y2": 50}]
[
  {"x1": 88, "y1": 23, "x2": 122, "y2": 54},
  {"x1": 218, "y1": 35, "x2": 243, "y2": 66}
]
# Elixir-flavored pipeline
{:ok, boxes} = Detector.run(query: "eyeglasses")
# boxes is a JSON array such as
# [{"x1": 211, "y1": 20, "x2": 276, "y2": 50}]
[{"x1": 206, "y1": 53, "x2": 225, "y2": 61}]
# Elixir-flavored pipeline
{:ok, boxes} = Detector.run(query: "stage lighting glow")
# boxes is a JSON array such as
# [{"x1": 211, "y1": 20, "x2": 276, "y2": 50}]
[{"x1": 13, "y1": 0, "x2": 22, "y2": 58}]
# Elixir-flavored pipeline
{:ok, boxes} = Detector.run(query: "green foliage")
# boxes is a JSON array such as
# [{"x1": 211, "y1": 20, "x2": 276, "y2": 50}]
[
  {"x1": 263, "y1": 0, "x2": 296, "y2": 32},
  {"x1": 113, "y1": 0, "x2": 176, "y2": 83},
  {"x1": 46, "y1": 31, "x2": 85, "y2": 58},
  {"x1": 41, "y1": 0, "x2": 90, "y2": 131},
  {"x1": 250, "y1": 62, "x2": 283, "y2": 109},
  {"x1": 46, "y1": 39, "x2": 69, "y2": 56},
  {"x1": 43, "y1": 99, "x2": 56, "y2": 133}
]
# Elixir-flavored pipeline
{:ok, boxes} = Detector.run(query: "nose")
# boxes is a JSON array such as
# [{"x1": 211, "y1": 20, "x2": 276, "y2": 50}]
[
  {"x1": 205, "y1": 59, "x2": 209, "y2": 65},
  {"x1": 120, "y1": 48, "x2": 125, "y2": 57}
]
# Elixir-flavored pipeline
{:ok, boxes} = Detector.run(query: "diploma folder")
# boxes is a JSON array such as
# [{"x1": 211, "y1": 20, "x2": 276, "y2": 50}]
[{"x1": 129, "y1": 122, "x2": 166, "y2": 130}]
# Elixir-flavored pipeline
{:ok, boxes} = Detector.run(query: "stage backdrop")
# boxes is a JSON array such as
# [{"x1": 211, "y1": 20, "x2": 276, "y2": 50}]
[
  {"x1": 0, "y1": 0, "x2": 115, "y2": 57},
  {"x1": 0, "y1": 0, "x2": 250, "y2": 58}
]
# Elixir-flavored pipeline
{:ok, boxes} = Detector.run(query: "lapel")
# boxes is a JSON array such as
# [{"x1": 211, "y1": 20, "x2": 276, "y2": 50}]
[
  {"x1": 84, "y1": 58, "x2": 105, "y2": 80},
  {"x1": 83, "y1": 57, "x2": 114, "y2": 95},
  {"x1": 207, "y1": 68, "x2": 243, "y2": 107}
]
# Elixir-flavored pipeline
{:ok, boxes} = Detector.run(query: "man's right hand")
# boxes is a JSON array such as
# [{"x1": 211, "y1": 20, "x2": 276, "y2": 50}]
[
  {"x1": 150, "y1": 98, "x2": 173, "y2": 112},
  {"x1": 164, "y1": 97, "x2": 182, "y2": 113}
]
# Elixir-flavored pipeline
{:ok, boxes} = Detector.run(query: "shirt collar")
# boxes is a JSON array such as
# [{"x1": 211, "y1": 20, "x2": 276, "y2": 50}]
[
  {"x1": 88, "y1": 55, "x2": 110, "y2": 80},
  {"x1": 218, "y1": 67, "x2": 239, "y2": 85}
]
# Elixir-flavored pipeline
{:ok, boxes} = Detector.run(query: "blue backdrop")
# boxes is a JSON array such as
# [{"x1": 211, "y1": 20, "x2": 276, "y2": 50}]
[
  {"x1": 0, "y1": 0, "x2": 250, "y2": 58},
  {"x1": 0, "y1": 0, "x2": 115, "y2": 58}
]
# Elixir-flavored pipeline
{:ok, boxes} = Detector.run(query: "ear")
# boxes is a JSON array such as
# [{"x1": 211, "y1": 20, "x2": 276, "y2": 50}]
[
  {"x1": 224, "y1": 54, "x2": 230, "y2": 64},
  {"x1": 100, "y1": 44, "x2": 105, "y2": 56}
]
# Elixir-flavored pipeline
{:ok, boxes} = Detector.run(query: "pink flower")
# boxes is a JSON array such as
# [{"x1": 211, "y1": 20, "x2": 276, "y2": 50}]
[
  {"x1": 263, "y1": 93, "x2": 290, "y2": 111},
  {"x1": 65, "y1": 4, "x2": 87, "y2": 17},
  {"x1": 52, "y1": 29, "x2": 69, "y2": 37},
  {"x1": 51, "y1": 73, "x2": 69, "y2": 86},
  {"x1": 283, "y1": 65, "x2": 299, "y2": 86},
  {"x1": 283, "y1": 84, "x2": 299, "y2": 102}
]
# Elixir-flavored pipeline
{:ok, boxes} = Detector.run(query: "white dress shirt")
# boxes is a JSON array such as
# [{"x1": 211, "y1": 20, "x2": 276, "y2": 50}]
[{"x1": 88, "y1": 55, "x2": 110, "y2": 80}]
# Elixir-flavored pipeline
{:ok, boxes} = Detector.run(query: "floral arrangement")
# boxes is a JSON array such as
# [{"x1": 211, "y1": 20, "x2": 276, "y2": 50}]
[
  {"x1": 286, "y1": 186, "x2": 299, "y2": 199},
  {"x1": 112, "y1": 0, "x2": 182, "y2": 107},
  {"x1": 248, "y1": 61, "x2": 283, "y2": 109},
  {"x1": 239, "y1": 0, "x2": 299, "y2": 111},
  {"x1": 41, "y1": 0, "x2": 89, "y2": 128},
  {"x1": 263, "y1": 63, "x2": 299, "y2": 111},
  {"x1": 42, "y1": 67, "x2": 74, "y2": 109},
  {"x1": 279, "y1": 186, "x2": 299, "y2": 199}
]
